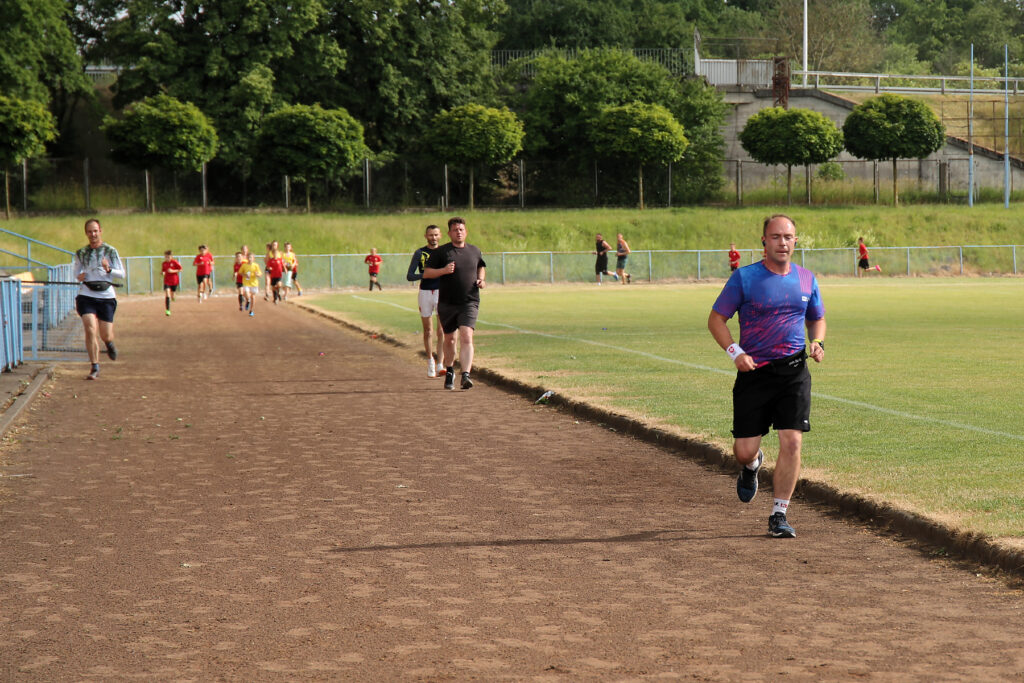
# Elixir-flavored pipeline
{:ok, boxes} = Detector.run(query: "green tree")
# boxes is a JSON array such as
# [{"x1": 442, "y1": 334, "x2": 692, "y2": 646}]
[
  {"x1": 102, "y1": 94, "x2": 219, "y2": 211},
  {"x1": 769, "y1": 0, "x2": 883, "y2": 73},
  {"x1": 590, "y1": 102, "x2": 688, "y2": 210},
  {"x1": 0, "y1": 0, "x2": 91, "y2": 141},
  {"x1": 315, "y1": 0, "x2": 504, "y2": 154},
  {"x1": 495, "y1": 0, "x2": 734, "y2": 50},
  {"x1": 739, "y1": 107, "x2": 844, "y2": 204},
  {"x1": 253, "y1": 104, "x2": 368, "y2": 212},
  {"x1": 842, "y1": 93, "x2": 945, "y2": 205},
  {"x1": 429, "y1": 104, "x2": 524, "y2": 210},
  {"x1": 101, "y1": 0, "x2": 345, "y2": 175},
  {"x1": 503, "y1": 49, "x2": 725, "y2": 205},
  {"x1": 0, "y1": 96, "x2": 58, "y2": 218}
]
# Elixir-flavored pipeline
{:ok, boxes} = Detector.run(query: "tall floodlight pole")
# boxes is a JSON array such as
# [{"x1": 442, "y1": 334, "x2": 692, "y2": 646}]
[
  {"x1": 802, "y1": 0, "x2": 808, "y2": 87},
  {"x1": 1005, "y1": 44, "x2": 1011, "y2": 208},
  {"x1": 968, "y1": 44, "x2": 975, "y2": 207}
]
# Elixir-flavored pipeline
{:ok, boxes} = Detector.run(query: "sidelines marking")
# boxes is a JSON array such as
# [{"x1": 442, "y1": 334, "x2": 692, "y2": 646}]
[{"x1": 349, "y1": 295, "x2": 1024, "y2": 442}]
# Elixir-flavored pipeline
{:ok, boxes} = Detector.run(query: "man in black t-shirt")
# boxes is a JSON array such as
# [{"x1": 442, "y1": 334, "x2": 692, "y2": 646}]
[{"x1": 423, "y1": 217, "x2": 487, "y2": 390}]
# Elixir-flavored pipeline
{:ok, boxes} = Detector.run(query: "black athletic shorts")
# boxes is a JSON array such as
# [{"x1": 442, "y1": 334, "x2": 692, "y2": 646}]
[
  {"x1": 76, "y1": 295, "x2": 117, "y2": 323},
  {"x1": 858, "y1": 258, "x2": 870, "y2": 270},
  {"x1": 732, "y1": 350, "x2": 811, "y2": 438},
  {"x1": 437, "y1": 301, "x2": 479, "y2": 334},
  {"x1": 595, "y1": 255, "x2": 609, "y2": 274},
  {"x1": 164, "y1": 284, "x2": 178, "y2": 292},
  {"x1": 616, "y1": 255, "x2": 628, "y2": 269},
  {"x1": 196, "y1": 274, "x2": 211, "y2": 285},
  {"x1": 271, "y1": 277, "x2": 282, "y2": 286}
]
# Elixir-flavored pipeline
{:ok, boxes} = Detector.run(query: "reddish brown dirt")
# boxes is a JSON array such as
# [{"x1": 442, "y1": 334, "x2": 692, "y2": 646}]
[{"x1": 2, "y1": 296, "x2": 1023, "y2": 681}]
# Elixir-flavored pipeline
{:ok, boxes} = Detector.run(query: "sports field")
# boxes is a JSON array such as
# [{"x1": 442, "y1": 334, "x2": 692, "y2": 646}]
[{"x1": 310, "y1": 277, "x2": 1024, "y2": 541}]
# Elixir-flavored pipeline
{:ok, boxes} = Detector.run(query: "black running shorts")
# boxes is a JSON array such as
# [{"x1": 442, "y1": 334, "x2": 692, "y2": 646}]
[
  {"x1": 858, "y1": 258, "x2": 870, "y2": 270},
  {"x1": 437, "y1": 301, "x2": 479, "y2": 334},
  {"x1": 595, "y1": 255, "x2": 608, "y2": 274},
  {"x1": 731, "y1": 352, "x2": 812, "y2": 437},
  {"x1": 76, "y1": 295, "x2": 117, "y2": 323}
]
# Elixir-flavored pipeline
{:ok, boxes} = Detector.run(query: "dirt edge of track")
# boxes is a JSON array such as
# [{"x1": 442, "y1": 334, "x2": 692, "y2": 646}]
[{"x1": 293, "y1": 299, "x2": 1024, "y2": 582}]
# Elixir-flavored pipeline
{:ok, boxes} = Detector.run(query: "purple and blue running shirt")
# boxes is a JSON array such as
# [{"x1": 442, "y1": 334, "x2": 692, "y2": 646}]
[{"x1": 712, "y1": 261, "x2": 825, "y2": 366}]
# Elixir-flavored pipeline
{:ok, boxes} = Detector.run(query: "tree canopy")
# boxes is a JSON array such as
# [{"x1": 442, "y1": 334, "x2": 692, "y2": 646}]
[
  {"x1": 0, "y1": 95, "x2": 58, "y2": 217},
  {"x1": 429, "y1": 104, "x2": 525, "y2": 209},
  {"x1": 843, "y1": 93, "x2": 945, "y2": 204},
  {"x1": 740, "y1": 107, "x2": 844, "y2": 203},
  {"x1": 590, "y1": 102, "x2": 689, "y2": 209},
  {"x1": 253, "y1": 104, "x2": 368, "y2": 211},
  {"x1": 103, "y1": 94, "x2": 218, "y2": 174}
]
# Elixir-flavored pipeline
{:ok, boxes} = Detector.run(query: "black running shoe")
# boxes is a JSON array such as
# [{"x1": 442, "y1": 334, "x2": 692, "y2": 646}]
[
  {"x1": 461, "y1": 372, "x2": 473, "y2": 390},
  {"x1": 87, "y1": 365, "x2": 99, "y2": 380},
  {"x1": 444, "y1": 368, "x2": 455, "y2": 390},
  {"x1": 736, "y1": 449, "x2": 762, "y2": 503},
  {"x1": 768, "y1": 512, "x2": 796, "y2": 538},
  {"x1": 106, "y1": 341, "x2": 118, "y2": 361}
]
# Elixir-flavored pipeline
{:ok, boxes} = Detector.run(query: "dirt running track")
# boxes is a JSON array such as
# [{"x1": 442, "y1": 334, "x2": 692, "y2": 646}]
[{"x1": 1, "y1": 296, "x2": 1023, "y2": 681}]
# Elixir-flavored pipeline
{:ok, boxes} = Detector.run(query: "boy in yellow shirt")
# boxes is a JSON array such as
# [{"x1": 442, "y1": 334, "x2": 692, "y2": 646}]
[{"x1": 238, "y1": 254, "x2": 263, "y2": 318}]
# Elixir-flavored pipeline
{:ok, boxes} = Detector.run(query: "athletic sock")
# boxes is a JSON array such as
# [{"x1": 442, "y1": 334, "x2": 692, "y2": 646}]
[
  {"x1": 745, "y1": 450, "x2": 763, "y2": 471},
  {"x1": 165, "y1": 295, "x2": 170, "y2": 310},
  {"x1": 772, "y1": 499, "x2": 789, "y2": 516}
]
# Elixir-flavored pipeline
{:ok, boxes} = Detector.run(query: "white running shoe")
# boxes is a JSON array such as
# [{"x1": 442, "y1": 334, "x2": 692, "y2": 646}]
[{"x1": 428, "y1": 357, "x2": 437, "y2": 378}]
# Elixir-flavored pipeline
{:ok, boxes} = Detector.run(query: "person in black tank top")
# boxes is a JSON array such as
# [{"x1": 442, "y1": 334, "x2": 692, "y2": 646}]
[{"x1": 593, "y1": 233, "x2": 617, "y2": 284}]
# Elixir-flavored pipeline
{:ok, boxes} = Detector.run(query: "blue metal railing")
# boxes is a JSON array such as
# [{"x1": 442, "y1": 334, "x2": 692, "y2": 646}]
[{"x1": 0, "y1": 279, "x2": 23, "y2": 371}]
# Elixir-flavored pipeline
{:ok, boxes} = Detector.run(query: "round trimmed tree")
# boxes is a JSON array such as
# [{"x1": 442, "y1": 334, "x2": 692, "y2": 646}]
[
  {"x1": 842, "y1": 94, "x2": 945, "y2": 206},
  {"x1": 254, "y1": 104, "x2": 367, "y2": 212},
  {"x1": 0, "y1": 95, "x2": 56, "y2": 218},
  {"x1": 429, "y1": 104, "x2": 525, "y2": 210},
  {"x1": 740, "y1": 107, "x2": 844, "y2": 205},
  {"x1": 589, "y1": 102, "x2": 688, "y2": 210},
  {"x1": 103, "y1": 94, "x2": 218, "y2": 211}
]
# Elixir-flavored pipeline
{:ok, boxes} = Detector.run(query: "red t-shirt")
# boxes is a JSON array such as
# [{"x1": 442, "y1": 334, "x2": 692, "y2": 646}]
[
  {"x1": 858, "y1": 242, "x2": 869, "y2": 260},
  {"x1": 728, "y1": 249, "x2": 741, "y2": 269},
  {"x1": 266, "y1": 257, "x2": 285, "y2": 279},
  {"x1": 365, "y1": 254, "x2": 382, "y2": 274},
  {"x1": 233, "y1": 260, "x2": 244, "y2": 283},
  {"x1": 161, "y1": 259, "x2": 182, "y2": 286},
  {"x1": 193, "y1": 252, "x2": 214, "y2": 276}
]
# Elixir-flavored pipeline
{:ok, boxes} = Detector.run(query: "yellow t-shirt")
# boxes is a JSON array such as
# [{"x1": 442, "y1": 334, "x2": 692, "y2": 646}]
[
  {"x1": 239, "y1": 262, "x2": 262, "y2": 287},
  {"x1": 282, "y1": 252, "x2": 296, "y2": 270}
]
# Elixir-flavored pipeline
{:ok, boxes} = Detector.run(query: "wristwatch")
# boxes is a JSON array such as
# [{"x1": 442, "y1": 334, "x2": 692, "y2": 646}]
[{"x1": 811, "y1": 338, "x2": 825, "y2": 349}]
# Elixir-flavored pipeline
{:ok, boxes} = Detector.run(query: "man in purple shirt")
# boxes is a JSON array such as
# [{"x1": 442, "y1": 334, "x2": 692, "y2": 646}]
[{"x1": 708, "y1": 214, "x2": 826, "y2": 538}]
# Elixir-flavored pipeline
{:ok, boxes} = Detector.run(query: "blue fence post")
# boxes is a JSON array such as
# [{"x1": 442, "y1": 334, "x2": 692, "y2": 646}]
[
  {"x1": 501, "y1": 253, "x2": 506, "y2": 285},
  {"x1": 330, "y1": 255, "x2": 335, "y2": 288},
  {"x1": 648, "y1": 251, "x2": 653, "y2": 281},
  {"x1": 549, "y1": 252, "x2": 554, "y2": 284}
]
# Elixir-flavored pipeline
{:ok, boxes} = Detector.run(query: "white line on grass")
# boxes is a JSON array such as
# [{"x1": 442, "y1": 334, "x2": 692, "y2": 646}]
[{"x1": 350, "y1": 295, "x2": 1024, "y2": 442}]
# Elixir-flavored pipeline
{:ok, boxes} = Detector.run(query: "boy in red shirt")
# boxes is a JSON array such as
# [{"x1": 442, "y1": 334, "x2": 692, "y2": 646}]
[
  {"x1": 161, "y1": 250, "x2": 182, "y2": 316},
  {"x1": 266, "y1": 251, "x2": 285, "y2": 302},
  {"x1": 193, "y1": 244, "x2": 214, "y2": 301},
  {"x1": 233, "y1": 251, "x2": 246, "y2": 311},
  {"x1": 365, "y1": 248, "x2": 383, "y2": 291},
  {"x1": 728, "y1": 242, "x2": 741, "y2": 272},
  {"x1": 857, "y1": 237, "x2": 882, "y2": 277}
]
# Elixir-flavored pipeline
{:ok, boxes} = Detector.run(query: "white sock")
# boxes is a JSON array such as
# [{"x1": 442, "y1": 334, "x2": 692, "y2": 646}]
[
  {"x1": 745, "y1": 450, "x2": 763, "y2": 471},
  {"x1": 772, "y1": 499, "x2": 789, "y2": 516}
]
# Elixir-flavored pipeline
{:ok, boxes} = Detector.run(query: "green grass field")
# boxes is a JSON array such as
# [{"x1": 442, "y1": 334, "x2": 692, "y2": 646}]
[
  {"x1": 307, "y1": 277, "x2": 1024, "y2": 540},
  {"x1": 6, "y1": 205, "x2": 1024, "y2": 261}
]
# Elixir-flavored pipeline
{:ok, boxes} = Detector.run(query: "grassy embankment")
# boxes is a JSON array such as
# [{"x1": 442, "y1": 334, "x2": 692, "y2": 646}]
[{"x1": 4, "y1": 205, "x2": 1024, "y2": 260}]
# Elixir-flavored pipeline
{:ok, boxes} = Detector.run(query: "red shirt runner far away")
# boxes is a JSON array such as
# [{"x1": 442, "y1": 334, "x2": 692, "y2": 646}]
[
  {"x1": 162, "y1": 259, "x2": 182, "y2": 287},
  {"x1": 365, "y1": 253, "x2": 382, "y2": 274},
  {"x1": 193, "y1": 251, "x2": 214, "y2": 276}
]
